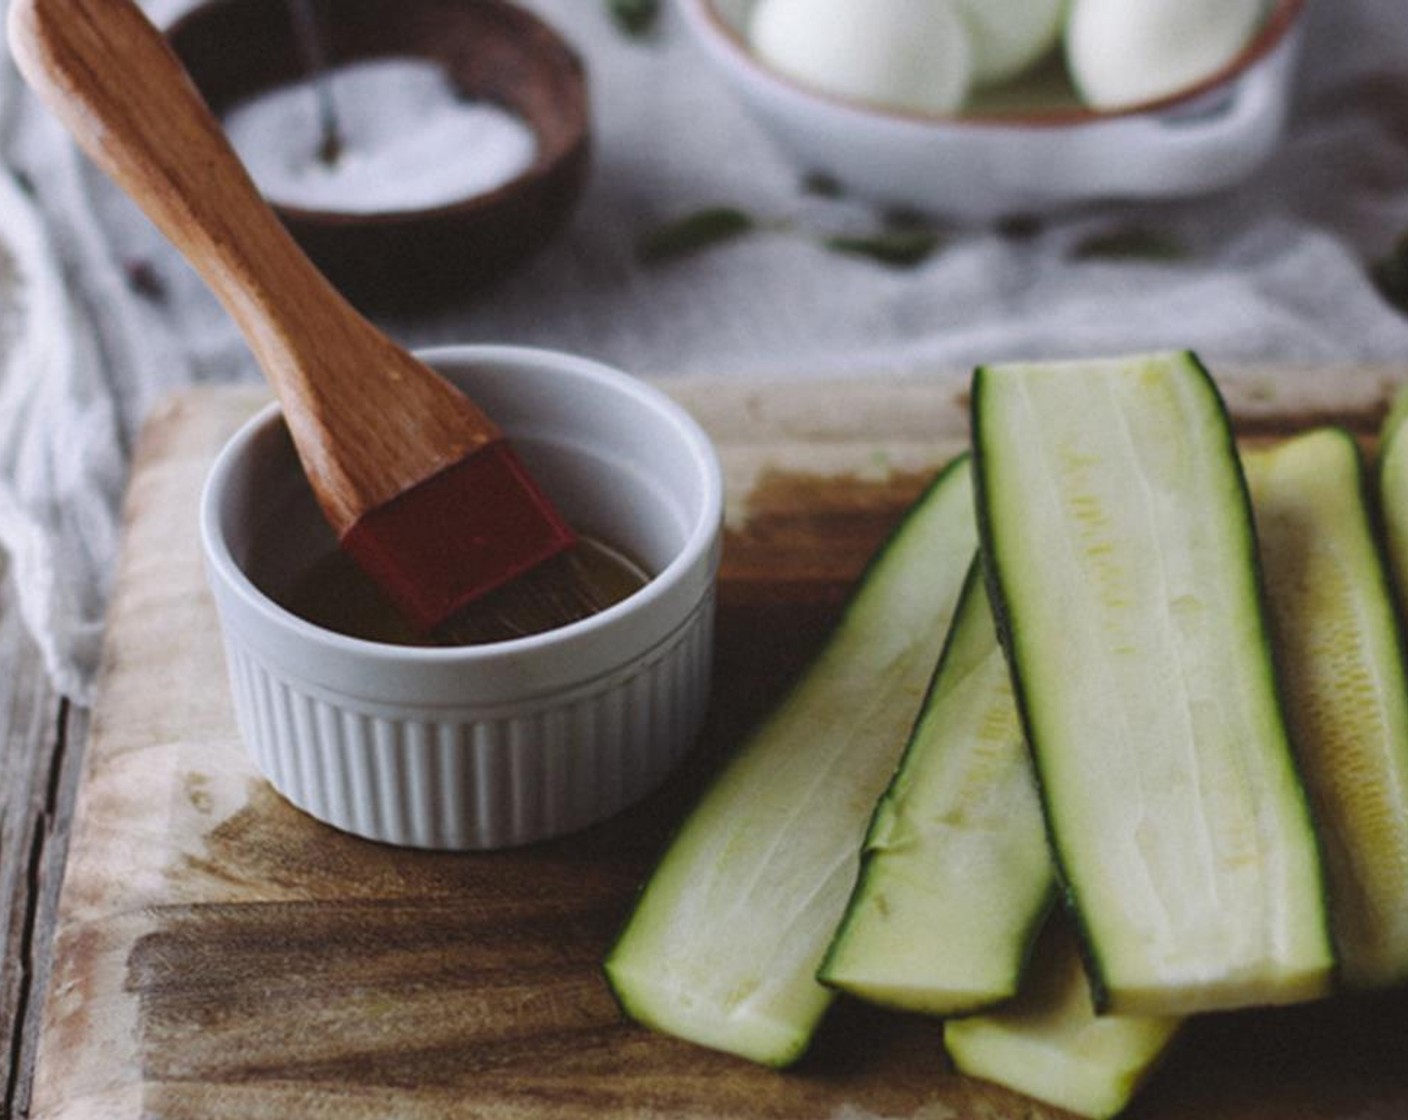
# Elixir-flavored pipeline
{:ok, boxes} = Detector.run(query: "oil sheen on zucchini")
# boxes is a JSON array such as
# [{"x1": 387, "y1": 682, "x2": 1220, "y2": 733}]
[
  {"x1": 818, "y1": 562, "x2": 1054, "y2": 1014},
  {"x1": 604, "y1": 456, "x2": 978, "y2": 1066},
  {"x1": 972, "y1": 351, "x2": 1333, "y2": 1016},
  {"x1": 1246, "y1": 428, "x2": 1408, "y2": 989},
  {"x1": 944, "y1": 919, "x2": 1181, "y2": 1120}
]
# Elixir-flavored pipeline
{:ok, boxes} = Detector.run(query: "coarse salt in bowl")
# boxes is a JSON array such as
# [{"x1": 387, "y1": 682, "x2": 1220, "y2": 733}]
[
  {"x1": 200, "y1": 346, "x2": 723, "y2": 850},
  {"x1": 167, "y1": 0, "x2": 590, "y2": 307},
  {"x1": 221, "y1": 57, "x2": 542, "y2": 216}
]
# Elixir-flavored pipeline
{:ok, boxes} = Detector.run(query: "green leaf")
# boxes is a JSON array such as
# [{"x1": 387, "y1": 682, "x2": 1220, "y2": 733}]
[
  {"x1": 802, "y1": 172, "x2": 845, "y2": 198},
  {"x1": 823, "y1": 228, "x2": 943, "y2": 267},
  {"x1": 607, "y1": 0, "x2": 660, "y2": 37},
  {"x1": 997, "y1": 214, "x2": 1043, "y2": 241},
  {"x1": 637, "y1": 207, "x2": 759, "y2": 264},
  {"x1": 1373, "y1": 232, "x2": 1408, "y2": 314},
  {"x1": 1072, "y1": 227, "x2": 1188, "y2": 262}
]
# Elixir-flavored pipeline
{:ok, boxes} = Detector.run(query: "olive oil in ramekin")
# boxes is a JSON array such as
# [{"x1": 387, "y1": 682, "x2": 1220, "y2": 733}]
[{"x1": 280, "y1": 536, "x2": 649, "y2": 646}]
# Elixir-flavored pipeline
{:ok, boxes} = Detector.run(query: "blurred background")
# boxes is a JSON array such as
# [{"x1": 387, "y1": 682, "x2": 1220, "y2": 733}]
[{"x1": 0, "y1": 0, "x2": 1406, "y2": 698}]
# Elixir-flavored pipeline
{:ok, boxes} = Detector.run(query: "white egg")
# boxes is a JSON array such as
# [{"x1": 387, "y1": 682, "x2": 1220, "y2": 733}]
[
  {"x1": 952, "y1": 0, "x2": 1066, "y2": 87},
  {"x1": 1065, "y1": 0, "x2": 1266, "y2": 110},
  {"x1": 747, "y1": 0, "x2": 973, "y2": 114}
]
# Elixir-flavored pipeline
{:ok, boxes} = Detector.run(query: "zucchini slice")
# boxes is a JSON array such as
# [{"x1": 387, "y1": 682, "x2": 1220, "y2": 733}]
[
  {"x1": 972, "y1": 351, "x2": 1333, "y2": 1016},
  {"x1": 818, "y1": 562, "x2": 1055, "y2": 1014},
  {"x1": 1379, "y1": 383, "x2": 1408, "y2": 611},
  {"x1": 605, "y1": 456, "x2": 978, "y2": 1066},
  {"x1": 1246, "y1": 428, "x2": 1408, "y2": 989},
  {"x1": 944, "y1": 919, "x2": 1181, "y2": 1120}
]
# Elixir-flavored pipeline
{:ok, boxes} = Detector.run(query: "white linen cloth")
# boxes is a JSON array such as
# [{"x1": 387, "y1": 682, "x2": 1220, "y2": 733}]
[{"x1": 0, "y1": 0, "x2": 1406, "y2": 701}]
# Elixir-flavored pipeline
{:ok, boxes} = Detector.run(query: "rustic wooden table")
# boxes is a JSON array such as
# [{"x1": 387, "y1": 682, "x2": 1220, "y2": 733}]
[
  {"x1": 0, "y1": 374, "x2": 975, "y2": 1119},
  {"x1": 0, "y1": 569, "x2": 84, "y2": 1119},
  {"x1": 4, "y1": 366, "x2": 1408, "y2": 1120}
]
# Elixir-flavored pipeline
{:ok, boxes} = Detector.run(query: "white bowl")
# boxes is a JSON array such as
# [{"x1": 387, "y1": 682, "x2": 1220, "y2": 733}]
[
  {"x1": 200, "y1": 345, "x2": 723, "y2": 850},
  {"x1": 679, "y1": 0, "x2": 1307, "y2": 220}
]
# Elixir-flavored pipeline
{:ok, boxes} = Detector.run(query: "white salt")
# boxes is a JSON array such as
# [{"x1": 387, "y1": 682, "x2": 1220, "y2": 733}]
[{"x1": 223, "y1": 57, "x2": 538, "y2": 214}]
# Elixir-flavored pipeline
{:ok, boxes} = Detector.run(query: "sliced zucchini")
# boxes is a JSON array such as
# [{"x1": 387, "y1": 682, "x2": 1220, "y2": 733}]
[
  {"x1": 944, "y1": 918, "x2": 1181, "y2": 1120},
  {"x1": 1246, "y1": 428, "x2": 1408, "y2": 989},
  {"x1": 817, "y1": 562, "x2": 1054, "y2": 1014},
  {"x1": 972, "y1": 351, "x2": 1333, "y2": 1016},
  {"x1": 605, "y1": 456, "x2": 978, "y2": 1066}
]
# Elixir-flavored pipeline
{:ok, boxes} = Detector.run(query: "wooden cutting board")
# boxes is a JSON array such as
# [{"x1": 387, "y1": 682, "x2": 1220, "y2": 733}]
[{"x1": 29, "y1": 367, "x2": 1408, "y2": 1120}]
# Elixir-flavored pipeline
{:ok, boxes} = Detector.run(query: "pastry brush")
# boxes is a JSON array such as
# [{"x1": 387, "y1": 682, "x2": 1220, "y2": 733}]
[{"x1": 10, "y1": 0, "x2": 611, "y2": 643}]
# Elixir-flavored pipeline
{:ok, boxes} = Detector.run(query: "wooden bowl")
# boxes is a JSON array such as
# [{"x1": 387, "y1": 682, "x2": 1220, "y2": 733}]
[{"x1": 167, "y1": 0, "x2": 590, "y2": 309}]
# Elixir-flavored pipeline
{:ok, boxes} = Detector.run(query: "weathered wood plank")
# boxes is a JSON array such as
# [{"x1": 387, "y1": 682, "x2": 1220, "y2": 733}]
[
  {"x1": 21, "y1": 368, "x2": 1408, "y2": 1120},
  {"x1": 0, "y1": 562, "x2": 85, "y2": 1120}
]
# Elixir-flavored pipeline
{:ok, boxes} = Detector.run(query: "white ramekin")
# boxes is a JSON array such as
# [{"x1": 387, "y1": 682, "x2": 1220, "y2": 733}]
[
  {"x1": 680, "y1": 0, "x2": 1306, "y2": 220},
  {"x1": 200, "y1": 345, "x2": 723, "y2": 850}
]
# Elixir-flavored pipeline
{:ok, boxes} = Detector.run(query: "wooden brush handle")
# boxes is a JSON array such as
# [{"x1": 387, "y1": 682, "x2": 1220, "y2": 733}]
[{"x1": 7, "y1": 0, "x2": 500, "y2": 532}]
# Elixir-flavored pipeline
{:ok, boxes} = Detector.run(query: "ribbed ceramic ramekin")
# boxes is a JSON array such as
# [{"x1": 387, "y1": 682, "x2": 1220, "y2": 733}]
[{"x1": 200, "y1": 345, "x2": 723, "y2": 849}]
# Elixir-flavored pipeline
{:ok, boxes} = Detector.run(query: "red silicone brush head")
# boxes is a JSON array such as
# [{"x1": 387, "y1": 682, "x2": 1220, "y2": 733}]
[{"x1": 339, "y1": 440, "x2": 577, "y2": 634}]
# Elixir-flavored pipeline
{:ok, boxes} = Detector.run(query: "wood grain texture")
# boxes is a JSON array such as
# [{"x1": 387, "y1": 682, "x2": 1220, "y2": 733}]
[
  {"x1": 0, "y1": 564, "x2": 83, "y2": 1120},
  {"x1": 27, "y1": 369, "x2": 1408, "y2": 1120}
]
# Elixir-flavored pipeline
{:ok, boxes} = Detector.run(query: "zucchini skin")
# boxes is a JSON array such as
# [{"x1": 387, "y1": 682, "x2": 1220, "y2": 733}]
[
  {"x1": 969, "y1": 358, "x2": 1110, "y2": 1010},
  {"x1": 972, "y1": 351, "x2": 1334, "y2": 1016},
  {"x1": 818, "y1": 561, "x2": 1056, "y2": 1015},
  {"x1": 604, "y1": 455, "x2": 978, "y2": 1066},
  {"x1": 1251, "y1": 428, "x2": 1408, "y2": 989},
  {"x1": 1379, "y1": 383, "x2": 1408, "y2": 617}
]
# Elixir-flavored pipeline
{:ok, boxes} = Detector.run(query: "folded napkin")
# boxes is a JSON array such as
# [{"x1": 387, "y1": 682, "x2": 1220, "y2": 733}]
[
  {"x1": 1, "y1": 0, "x2": 1407, "y2": 701},
  {"x1": 0, "y1": 27, "x2": 196, "y2": 702}
]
